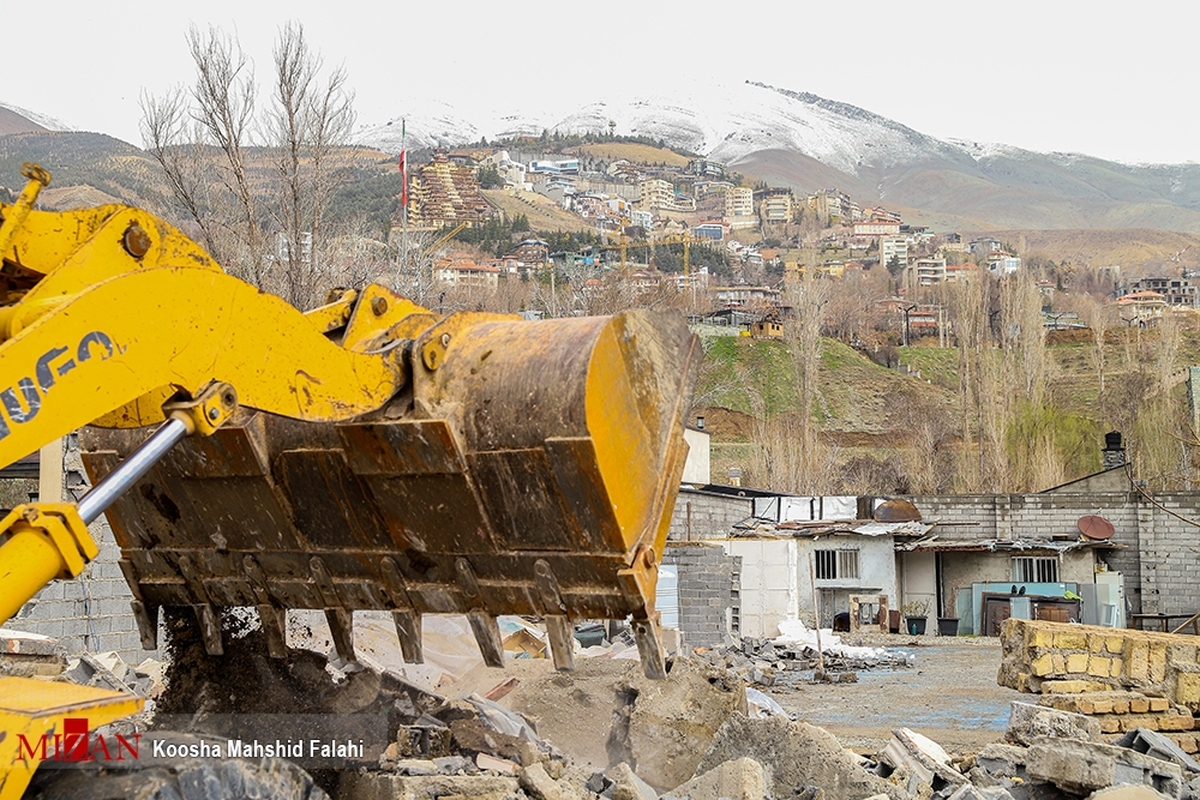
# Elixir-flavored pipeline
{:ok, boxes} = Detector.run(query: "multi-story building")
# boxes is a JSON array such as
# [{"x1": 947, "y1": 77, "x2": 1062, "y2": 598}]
[
  {"x1": 693, "y1": 222, "x2": 726, "y2": 241},
  {"x1": 911, "y1": 257, "x2": 947, "y2": 286},
  {"x1": 725, "y1": 187, "x2": 755, "y2": 229},
  {"x1": 1126, "y1": 277, "x2": 1200, "y2": 307},
  {"x1": 756, "y1": 189, "x2": 793, "y2": 224},
  {"x1": 695, "y1": 180, "x2": 735, "y2": 199},
  {"x1": 686, "y1": 158, "x2": 726, "y2": 179},
  {"x1": 967, "y1": 237, "x2": 1003, "y2": 256},
  {"x1": 987, "y1": 256, "x2": 1021, "y2": 275},
  {"x1": 434, "y1": 259, "x2": 502, "y2": 288},
  {"x1": 712, "y1": 285, "x2": 782, "y2": 308},
  {"x1": 407, "y1": 151, "x2": 496, "y2": 227},
  {"x1": 853, "y1": 218, "x2": 901, "y2": 236},
  {"x1": 808, "y1": 189, "x2": 859, "y2": 224},
  {"x1": 638, "y1": 178, "x2": 676, "y2": 210},
  {"x1": 879, "y1": 236, "x2": 909, "y2": 271},
  {"x1": 528, "y1": 158, "x2": 580, "y2": 175}
]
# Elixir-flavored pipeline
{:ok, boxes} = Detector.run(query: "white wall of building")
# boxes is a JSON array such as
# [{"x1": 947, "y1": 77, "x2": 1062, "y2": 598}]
[
  {"x1": 682, "y1": 428, "x2": 711, "y2": 485},
  {"x1": 722, "y1": 538, "x2": 799, "y2": 639}
]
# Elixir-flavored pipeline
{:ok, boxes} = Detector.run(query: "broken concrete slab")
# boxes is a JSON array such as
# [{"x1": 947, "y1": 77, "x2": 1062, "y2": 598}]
[
  {"x1": 1008, "y1": 701, "x2": 1103, "y2": 746},
  {"x1": 947, "y1": 785, "x2": 1017, "y2": 800},
  {"x1": 0, "y1": 627, "x2": 64, "y2": 678},
  {"x1": 973, "y1": 743, "x2": 1031, "y2": 782},
  {"x1": 1025, "y1": 737, "x2": 1183, "y2": 799},
  {"x1": 397, "y1": 721, "x2": 453, "y2": 759},
  {"x1": 518, "y1": 762, "x2": 580, "y2": 800},
  {"x1": 605, "y1": 762, "x2": 657, "y2": 800},
  {"x1": 1116, "y1": 729, "x2": 1200, "y2": 775},
  {"x1": 608, "y1": 656, "x2": 748, "y2": 792},
  {"x1": 696, "y1": 714, "x2": 908, "y2": 800},
  {"x1": 335, "y1": 770, "x2": 521, "y2": 800},
  {"x1": 881, "y1": 727, "x2": 968, "y2": 793},
  {"x1": 662, "y1": 757, "x2": 767, "y2": 800},
  {"x1": 477, "y1": 753, "x2": 520, "y2": 775}
]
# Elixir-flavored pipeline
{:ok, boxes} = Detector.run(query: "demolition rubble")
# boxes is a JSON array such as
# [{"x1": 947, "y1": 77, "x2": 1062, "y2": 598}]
[{"x1": 8, "y1": 618, "x2": 1200, "y2": 800}]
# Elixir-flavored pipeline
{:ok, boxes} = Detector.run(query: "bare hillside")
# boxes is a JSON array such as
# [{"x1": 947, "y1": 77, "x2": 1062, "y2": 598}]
[{"x1": 0, "y1": 107, "x2": 46, "y2": 136}]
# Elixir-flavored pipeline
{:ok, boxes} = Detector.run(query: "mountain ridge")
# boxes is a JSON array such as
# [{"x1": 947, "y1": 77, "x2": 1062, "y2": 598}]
[{"x1": 355, "y1": 81, "x2": 1200, "y2": 233}]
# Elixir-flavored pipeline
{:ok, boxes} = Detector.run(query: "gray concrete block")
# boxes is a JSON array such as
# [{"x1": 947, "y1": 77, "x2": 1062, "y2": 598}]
[
  {"x1": 1026, "y1": 738, "x2": 1182, "y2": 799},
  {"x1": 1009, "y1": 701, "x2": 1102, "y2": 745}
]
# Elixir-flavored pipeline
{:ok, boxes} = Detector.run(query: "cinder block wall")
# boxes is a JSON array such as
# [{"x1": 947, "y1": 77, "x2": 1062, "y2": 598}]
[
  {"x1": 668, "y1": 491, "x2": 753, "y2": 542},
  {"x1": 9, "y1": 436, "x2": 151, "y2": 663},
  {"x1": 905, "y1": 492, "x2": 1200, "y2": 616},
  {"x1": 999, "y1": 618, "x2": 1200, "y2": 711},
  {"x1": 663, "y1": 542, "x2": 741, "y2": 649}
]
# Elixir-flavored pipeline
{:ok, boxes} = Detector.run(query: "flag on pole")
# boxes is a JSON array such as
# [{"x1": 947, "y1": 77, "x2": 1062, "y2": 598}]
[{"x1": 398, "y1": 149, "x2": 408, "y2": 208}]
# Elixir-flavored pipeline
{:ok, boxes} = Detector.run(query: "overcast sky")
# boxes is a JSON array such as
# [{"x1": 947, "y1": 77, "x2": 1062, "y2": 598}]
[{"x1": 6, "y1": 1, "x2": 1194, "y2": 165}]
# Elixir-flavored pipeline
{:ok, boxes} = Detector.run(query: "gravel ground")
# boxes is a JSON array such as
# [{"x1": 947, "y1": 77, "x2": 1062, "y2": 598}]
[{"x1": 765, "y1": 636, "x2": 1024, "y2": 755}]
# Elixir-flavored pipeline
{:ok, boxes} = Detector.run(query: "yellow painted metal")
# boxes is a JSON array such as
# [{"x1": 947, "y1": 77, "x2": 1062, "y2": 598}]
[
  {"x1": 0, "y1": 164, "x2": 49, "y2": 264},
  {"x1": 0, "y1": 503, "x2": 98, "y2": 625},
  {"x1": 0, "y1": 267, "x2": 408, "y2": 470},
  {"x1": 304, "y1": 289, "x2": 358, "y2": 334},
  {"x1": 0, "y1": 676, "x2": 142, "y2": 800},
  {"x1": 342, "y1": 284, "x2": 431, "y2": 354},
  {"x1": 0, "y1": 206, "x2": 222, "y2": 341}
]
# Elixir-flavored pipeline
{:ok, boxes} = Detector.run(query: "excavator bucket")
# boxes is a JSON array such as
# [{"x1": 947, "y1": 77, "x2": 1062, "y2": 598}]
[{"x1": 80, "y1": 310, "x2": 699, "y2": 678}]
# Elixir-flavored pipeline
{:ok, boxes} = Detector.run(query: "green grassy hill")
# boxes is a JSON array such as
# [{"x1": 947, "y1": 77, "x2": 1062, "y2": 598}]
[{"x1": 696, "y1": 328, "x2": 1199, "y2": 495}]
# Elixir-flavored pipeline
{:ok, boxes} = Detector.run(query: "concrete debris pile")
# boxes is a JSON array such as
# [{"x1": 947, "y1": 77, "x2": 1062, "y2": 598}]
[
  {"x1": 64, "y1": 650, "x2": 165, "y2": 699},
  {"x1": 999, "y1": 619, "x2": 1200, "y2": 753},
  {"x1": 694, "y1": 621, "x2": 913, "y2": 688},
  {"x1": 961, "y1": 699, "x2": 1200, "y2": 800},
  {"x1": 0, "y1": 627, "x2": 65, "y2": 678},
  {"x1": 25, "y1": 612, "x2": 1200, "y2": 800},
  {"x1": 0, "y1": 628, "x2": 165, "y2": 699}
]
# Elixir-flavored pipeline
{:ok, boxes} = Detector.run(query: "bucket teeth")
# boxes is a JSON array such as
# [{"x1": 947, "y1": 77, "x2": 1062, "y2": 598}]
[
  {"x1": 324, "y1": 608, "x2": 355, "y2": 663},
  {"x1": 545, "y1": 616, "x2": 576, "y2": 672},
  {"x1": 195, "y1": 604, "x2": 223, "y2": 656},
  {"x1": 467, "y1": 612, "x2": 504, "y2": 668},
  {"x1": 392, "y1": 610, "x2": 423, "y2": 664}
]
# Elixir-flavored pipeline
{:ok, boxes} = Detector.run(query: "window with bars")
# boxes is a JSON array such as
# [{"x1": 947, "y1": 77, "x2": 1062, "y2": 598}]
[
  {"x1": 815, "y1": 549, "x2": 860, "y2": 580},
  {"x1": 1012, "y1": 556, "x2": 1058, "y2": 583}
]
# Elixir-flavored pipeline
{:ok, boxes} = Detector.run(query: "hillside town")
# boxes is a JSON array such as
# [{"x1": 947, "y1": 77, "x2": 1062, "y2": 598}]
[{"x1": 400, "y1": 143, "x2": 1192, "y2": 339}]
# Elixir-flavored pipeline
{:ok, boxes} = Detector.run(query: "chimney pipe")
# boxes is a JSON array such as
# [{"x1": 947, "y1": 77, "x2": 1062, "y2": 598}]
[{"x1": 1102, "y1": 431, "x2": 1125, "y2": 470}]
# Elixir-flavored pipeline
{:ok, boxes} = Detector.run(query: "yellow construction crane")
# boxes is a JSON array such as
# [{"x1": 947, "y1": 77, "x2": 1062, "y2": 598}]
[
  {"x1": 600, "y1": 230, "x2": 692, "y2": 274},
  {"x1": 0, "y1": 164, "x2": 698, "y2": 799}
]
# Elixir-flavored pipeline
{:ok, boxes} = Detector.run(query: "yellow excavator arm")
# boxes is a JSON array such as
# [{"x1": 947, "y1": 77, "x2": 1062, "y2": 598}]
[{"x1": 0, "y1": 163, "x2": 698, "y2": 799}]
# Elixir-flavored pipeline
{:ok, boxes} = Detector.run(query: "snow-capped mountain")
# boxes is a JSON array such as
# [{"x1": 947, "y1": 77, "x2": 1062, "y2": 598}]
[
  {"x1": 0, "y1": 102, "x2": 72, "y2": 133},
  {"x1": 356, "y1": 80, "x2": 968, "y2": 173},
  {"x1": 358, "y1": 79, "x2": 1200, "y2": 233}
]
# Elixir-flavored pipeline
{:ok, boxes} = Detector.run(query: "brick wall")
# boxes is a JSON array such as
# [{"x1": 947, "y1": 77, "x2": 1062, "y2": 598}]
[
  {"x1": 9, "y1": 436, "x2": 151, "y2": 664},
  {"x1": 999, "y1": 618, "x2": 1200, "y2": 713},
  {"x1": 663, "y1": 542, "x2": 741, "y2": 649}
]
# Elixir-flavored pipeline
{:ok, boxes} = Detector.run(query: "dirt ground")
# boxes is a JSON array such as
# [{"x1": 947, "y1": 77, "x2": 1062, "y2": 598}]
[
  {"x1": 771, "y1": 635, "x2": 1023, "y2": 756},
  {"x1": 446, "y1": 635, "x2": 1023, "y2": 768}
]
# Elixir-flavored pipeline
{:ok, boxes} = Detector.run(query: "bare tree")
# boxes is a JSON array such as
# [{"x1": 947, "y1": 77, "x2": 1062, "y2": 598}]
[
  {"x1": 140, "y1": 88, "x2": 224, "y2": 260},
  {"x1": 187, "y1": 26, "x2": 262, "y2": 284},
  {"x1": 266, "y1": 21, "x2": 356, "y2": 306},
  {"x1": 142, "y1": 22, "x2": 358, "y2": 307}
]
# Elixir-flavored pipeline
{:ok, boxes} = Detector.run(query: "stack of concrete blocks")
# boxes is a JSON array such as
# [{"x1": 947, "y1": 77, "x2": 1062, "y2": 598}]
[
  {"x1": 662, "y1": 542, "x2": 741, "y2": 650},
  {"x1": 1000, "y1": 618, "x2": 1200, "y2": 751},
  {"x1": 8, "y1": 435, "x2": 151, "y2": 663}
]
